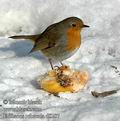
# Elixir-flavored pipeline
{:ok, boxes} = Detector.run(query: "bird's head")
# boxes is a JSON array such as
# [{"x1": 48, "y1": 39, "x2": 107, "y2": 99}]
[{"x1": 60, "y1": 17, "x2": 89, "y2": 32}]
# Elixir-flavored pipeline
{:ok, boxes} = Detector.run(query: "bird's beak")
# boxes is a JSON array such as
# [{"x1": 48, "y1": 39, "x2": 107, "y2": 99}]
[{"x1": 83, "y1": 25, "x2": 90, "y2": 28}]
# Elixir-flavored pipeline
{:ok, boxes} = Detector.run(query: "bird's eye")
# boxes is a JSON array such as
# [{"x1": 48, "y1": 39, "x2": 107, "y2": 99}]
[{"x1": 72, "y1": 23, "x2": 76, "y2": 27}]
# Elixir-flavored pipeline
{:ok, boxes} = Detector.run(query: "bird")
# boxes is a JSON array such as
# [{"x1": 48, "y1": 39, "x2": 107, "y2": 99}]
[{"x1": 9, "y1": 17, "x2": 89, "y2": 69}]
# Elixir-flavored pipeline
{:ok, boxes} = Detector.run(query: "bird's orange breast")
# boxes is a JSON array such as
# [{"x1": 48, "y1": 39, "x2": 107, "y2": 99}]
[{"x1": 66, "y1": 28, "x2": 81, "y2": 51}]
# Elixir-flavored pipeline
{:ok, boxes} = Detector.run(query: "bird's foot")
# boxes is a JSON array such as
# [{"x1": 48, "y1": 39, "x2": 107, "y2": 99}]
[{"x1": 59, "y1": 79, "x2": 72, "y2": 87}]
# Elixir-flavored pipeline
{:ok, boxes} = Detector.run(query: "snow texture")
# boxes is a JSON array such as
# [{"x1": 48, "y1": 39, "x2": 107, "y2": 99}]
[{"x1": 0, "y1": 0, "x2": 120, "y2": 121}]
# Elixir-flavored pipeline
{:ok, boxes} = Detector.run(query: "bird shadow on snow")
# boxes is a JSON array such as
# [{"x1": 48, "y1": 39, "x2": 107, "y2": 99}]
[
  {"x1": 0, "y1": 38, "x2": 48, "y2": 63},
  {"x1": 1, "y1": 41, "x2": 32, "y2": 56}
]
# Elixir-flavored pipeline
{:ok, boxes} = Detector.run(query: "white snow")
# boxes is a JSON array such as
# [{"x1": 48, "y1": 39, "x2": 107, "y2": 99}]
[{"x1": 0, "y1": 0, "x2": 120, "y2": 121}]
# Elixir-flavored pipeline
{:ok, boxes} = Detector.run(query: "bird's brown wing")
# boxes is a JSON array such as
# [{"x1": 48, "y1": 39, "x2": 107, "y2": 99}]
[
  {"x1": 29, "y1": 38, "x2": 54, "y2": 52},
  {"x1": 30, "y1": 23, "x2": 61, "y2": 53}
]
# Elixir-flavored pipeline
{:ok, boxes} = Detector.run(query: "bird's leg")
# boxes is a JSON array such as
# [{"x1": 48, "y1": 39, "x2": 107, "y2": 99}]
[
  {"x1": 60, "y1": 62, "x2": 63, "y2": 65},
  {"x1": 60, "y1": 61, "x2": 68, "y2": 67},
  {"x1": 48, "y1": 58, "x2": 54, "y2": 70},
  {"x1": 54, "y1": 62, "x2": 63, "y2": 69}
]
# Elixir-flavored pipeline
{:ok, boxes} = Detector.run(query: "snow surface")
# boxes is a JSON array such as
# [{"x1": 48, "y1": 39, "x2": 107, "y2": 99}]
[{"x1": 0, "y1": 0, "x2": 120, "y2": 121}]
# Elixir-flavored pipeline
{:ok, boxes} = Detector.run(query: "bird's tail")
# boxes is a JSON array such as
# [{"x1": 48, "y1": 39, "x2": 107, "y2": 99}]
[{"x1": 9, "y1": 34, "x2": 41, "y2": 43}]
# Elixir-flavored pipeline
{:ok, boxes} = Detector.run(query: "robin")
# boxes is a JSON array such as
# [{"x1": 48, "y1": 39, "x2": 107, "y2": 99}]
[{"x1": 9, "y1": 17, "x2": 89, "y2": 69}]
